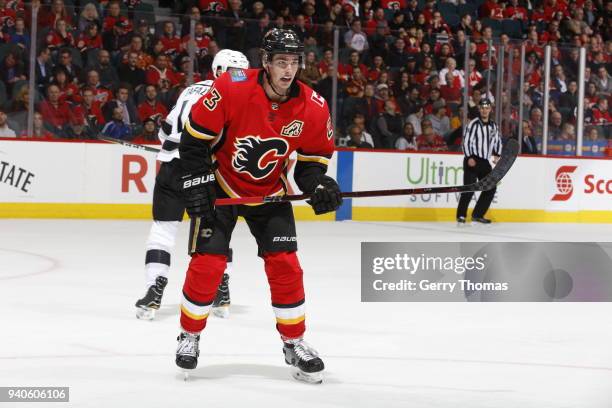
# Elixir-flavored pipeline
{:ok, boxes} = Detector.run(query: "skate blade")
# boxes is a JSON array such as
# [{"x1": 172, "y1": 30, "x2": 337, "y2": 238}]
[
  {"x1": 136, "y1": 307, "x2": 156, "y2": 320},
  {"x1": 212, "y1": 305, "x2": 230, "y2": 319},
  {"x1": 290, "y1": 367, "x2": 323, "y2": 384}
]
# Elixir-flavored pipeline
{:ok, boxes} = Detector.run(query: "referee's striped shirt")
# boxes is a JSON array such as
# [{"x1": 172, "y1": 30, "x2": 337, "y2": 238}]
[{"x1": 462, "y1": 117, "x2": 503, "y2": 159}]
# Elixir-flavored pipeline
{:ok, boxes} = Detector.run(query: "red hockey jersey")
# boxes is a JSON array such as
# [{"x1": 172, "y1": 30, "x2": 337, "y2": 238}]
[{"x1": 186, "y1": 69, "x2": 334, "y2": 199}]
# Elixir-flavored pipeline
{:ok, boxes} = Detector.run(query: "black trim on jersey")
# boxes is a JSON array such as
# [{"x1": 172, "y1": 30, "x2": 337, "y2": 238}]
[
  {"x1": 180, "y1": 127, "x2": 214, "y2": 171},
  {"x1": 182, "y1": 290, "x2": 213, "y2": 307},
  {"x1": 161, "y1": 120, "x2": 172, "y2": 136},
  {"x1": 162, "y1": 139, "x2": 179, "y2": 151},
  {"x1": 257, "y1": 69, "x2": 300, "y2": 100},
  {"x1": 279, "y1": 159, "x2": 290, "y2": 193},
  {"x1": 211, "y1": 126, "x2": 228, "y2": 155},
  {"x1": 188, "y1": 112, "x2": 219, "y2": 138},
  {"x1": 296, "y1": 148, "x2": 333, "y2": 160},
  {"x1": 272, "y1": 298, "x2": 305, "y2": 309}
]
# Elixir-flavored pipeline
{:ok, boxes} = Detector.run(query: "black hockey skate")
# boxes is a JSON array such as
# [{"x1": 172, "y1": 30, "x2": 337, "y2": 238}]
[
  {"x1": 472, "y1": 217, "x2": 492, "y2": 224},
  {"x1": 212, "y1": 273, "x2": 230, "y2": 318},
  {"x1": 283, "y1": 338, "x2": 325, "y2": 384},
  {"x1": 176, "y1": 331, "x2": 200, "y2": 379},
  {"x1": 135, "y1": 276, "x2": 168, "y2": 320}
]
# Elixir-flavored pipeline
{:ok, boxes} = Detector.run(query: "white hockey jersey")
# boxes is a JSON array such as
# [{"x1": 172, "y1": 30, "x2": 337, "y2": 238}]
[{"x1": 157, "y1": 80, "x2": 213, "y2": 162}]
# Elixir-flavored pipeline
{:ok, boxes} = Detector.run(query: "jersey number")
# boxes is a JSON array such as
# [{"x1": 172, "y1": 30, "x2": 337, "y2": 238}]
[{"x1": 203, "y1": 89, "x2": 221, "y2": 111}]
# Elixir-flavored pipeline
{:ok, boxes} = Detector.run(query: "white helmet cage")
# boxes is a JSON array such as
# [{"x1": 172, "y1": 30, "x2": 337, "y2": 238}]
[{"x1": 211, "y1": 49, "x2": 250, "y2": 78}]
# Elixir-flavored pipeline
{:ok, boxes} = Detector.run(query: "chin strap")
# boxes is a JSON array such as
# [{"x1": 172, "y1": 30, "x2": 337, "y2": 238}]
[{"x1": 264, "y1": 66, "x2": 291, "y2": 99}]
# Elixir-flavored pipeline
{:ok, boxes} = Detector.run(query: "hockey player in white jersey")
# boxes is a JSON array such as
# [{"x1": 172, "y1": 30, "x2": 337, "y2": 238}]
[{"x1": 135, "y1": 49, "x2": 249, "y2": 320}]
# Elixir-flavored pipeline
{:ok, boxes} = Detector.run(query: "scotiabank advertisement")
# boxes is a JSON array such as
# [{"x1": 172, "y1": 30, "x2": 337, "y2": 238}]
[{"x1": 548, "y1": 163, "x2": 612, "y2": 210}]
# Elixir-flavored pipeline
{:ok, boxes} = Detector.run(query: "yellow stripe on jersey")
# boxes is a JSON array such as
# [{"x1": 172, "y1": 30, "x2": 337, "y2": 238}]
[
  {"x1": 185, "y1": 119, "x2": 216, "y2": 141},
  {"x1": 276, "y1": 315, "x2": 305, "y2": 325},
  {"x1": 190, "y1": 217, "x2": 200, "y2": 254},
  {"x1": 181, "y1": 305, "x2": 209, "y2": 321},
  {"x1": 296, "y1": 153, "x2": 330, "y2": 165}
]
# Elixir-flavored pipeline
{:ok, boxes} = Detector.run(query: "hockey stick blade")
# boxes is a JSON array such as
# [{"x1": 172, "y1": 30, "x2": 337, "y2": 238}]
[
  {"x1": 472, "y1": 138, "x2": 519, "y2": 192},
  {"x1": 215, "y1": 139, "x2": 519, "y2": 206},
  {"x1": 97, "y1": 135, "x2": 161, "y2": 153}
]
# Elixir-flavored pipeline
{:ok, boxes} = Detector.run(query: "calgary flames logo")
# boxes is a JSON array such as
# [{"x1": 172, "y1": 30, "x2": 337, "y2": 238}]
[
  {"x1": 281, "y1": 120, "x2": 304, "y2": 137},
  {"x1": 232, "y1": 136, "x2": 289, "y2": 180}
]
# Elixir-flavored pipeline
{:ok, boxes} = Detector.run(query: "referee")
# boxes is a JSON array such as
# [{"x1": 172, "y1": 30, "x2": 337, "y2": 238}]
[{"x1": 456, "y1": 98, "x2": 502, "y2": 224}]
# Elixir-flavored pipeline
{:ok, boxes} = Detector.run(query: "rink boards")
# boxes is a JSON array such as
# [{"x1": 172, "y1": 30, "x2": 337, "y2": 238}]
[{"x1": 0, "y1": 140, "x2": 610, "y2": 222}]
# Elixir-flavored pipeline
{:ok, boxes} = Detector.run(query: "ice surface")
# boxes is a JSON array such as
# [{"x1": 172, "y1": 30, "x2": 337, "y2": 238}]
[{"x1": 1, "y1": 220, "x2": 611, "y2": 408}]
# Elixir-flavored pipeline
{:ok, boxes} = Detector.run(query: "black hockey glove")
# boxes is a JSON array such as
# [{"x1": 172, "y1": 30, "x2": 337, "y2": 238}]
[
  {"x1": 180, "y1": 168, "x2": 217, "y2": 223},
  {"x1": 306, "y1": 175, "x2": 343, "y2": 215}
]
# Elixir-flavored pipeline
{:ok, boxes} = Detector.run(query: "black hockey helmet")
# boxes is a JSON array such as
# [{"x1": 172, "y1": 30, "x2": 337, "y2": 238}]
[
  {"x1": 478, "y1": 98, "x2": 492, "y2": 107},
  {"x1": 261, "y1": 28, "x2": 305, "y2": 68}
]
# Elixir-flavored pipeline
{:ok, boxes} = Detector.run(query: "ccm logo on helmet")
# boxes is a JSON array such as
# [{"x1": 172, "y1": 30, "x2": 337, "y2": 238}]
[{"x1": 183, "y1": 174, "x2": 216, "y2": 189}]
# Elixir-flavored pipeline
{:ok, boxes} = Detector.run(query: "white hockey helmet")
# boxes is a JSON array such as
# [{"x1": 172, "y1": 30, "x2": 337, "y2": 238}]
[{"x1": 211, "y1": 49, "x2": 249, "y2": 78}]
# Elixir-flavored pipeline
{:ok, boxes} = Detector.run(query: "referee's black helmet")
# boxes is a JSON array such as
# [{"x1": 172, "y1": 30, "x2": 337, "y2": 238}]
[{"x1": 479, "y1": 98, "x2": 492, "y2": 107}]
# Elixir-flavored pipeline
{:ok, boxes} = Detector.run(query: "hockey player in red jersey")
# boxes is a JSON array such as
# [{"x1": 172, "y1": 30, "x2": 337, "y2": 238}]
[{"x1": 175, "y1": 28, "x2": 342, "y2": 384}]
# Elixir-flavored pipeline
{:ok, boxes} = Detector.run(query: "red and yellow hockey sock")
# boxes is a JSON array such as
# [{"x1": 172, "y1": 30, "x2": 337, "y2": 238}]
[
  {"x1": 180, "y1": 253, "x2": 227, "y2": 333},
  {"x1": 264, "y1": 251, "x2": 306, "y2": 339}
]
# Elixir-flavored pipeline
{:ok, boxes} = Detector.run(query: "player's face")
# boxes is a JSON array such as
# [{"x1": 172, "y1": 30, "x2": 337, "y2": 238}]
[{"x1": 268, "y1": 54, "x2": 300, "y2": 91}]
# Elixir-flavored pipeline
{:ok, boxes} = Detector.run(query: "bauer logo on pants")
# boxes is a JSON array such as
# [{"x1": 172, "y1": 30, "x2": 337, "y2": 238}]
[{"x1": 273, "y1": 236, "x2": 297, "y2": 242}]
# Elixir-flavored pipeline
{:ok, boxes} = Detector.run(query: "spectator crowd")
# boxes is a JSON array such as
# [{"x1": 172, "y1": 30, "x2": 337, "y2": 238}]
[{"x1": 0, "y1": 0, "x2": 610, "y2": 154}]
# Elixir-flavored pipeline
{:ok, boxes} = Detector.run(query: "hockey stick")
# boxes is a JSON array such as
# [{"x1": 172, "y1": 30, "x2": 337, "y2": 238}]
[
  {"x1": 97, "y1": 135, "x2": 162, "y2": 153},
  {"x1": 215, "y1": 139, "x2": 519, "y2": 206}
]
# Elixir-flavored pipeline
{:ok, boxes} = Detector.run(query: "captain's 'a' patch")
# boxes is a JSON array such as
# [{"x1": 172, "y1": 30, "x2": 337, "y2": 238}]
[{"x1": 230, "y1": 69, "x2": 247, "y2": 82}]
